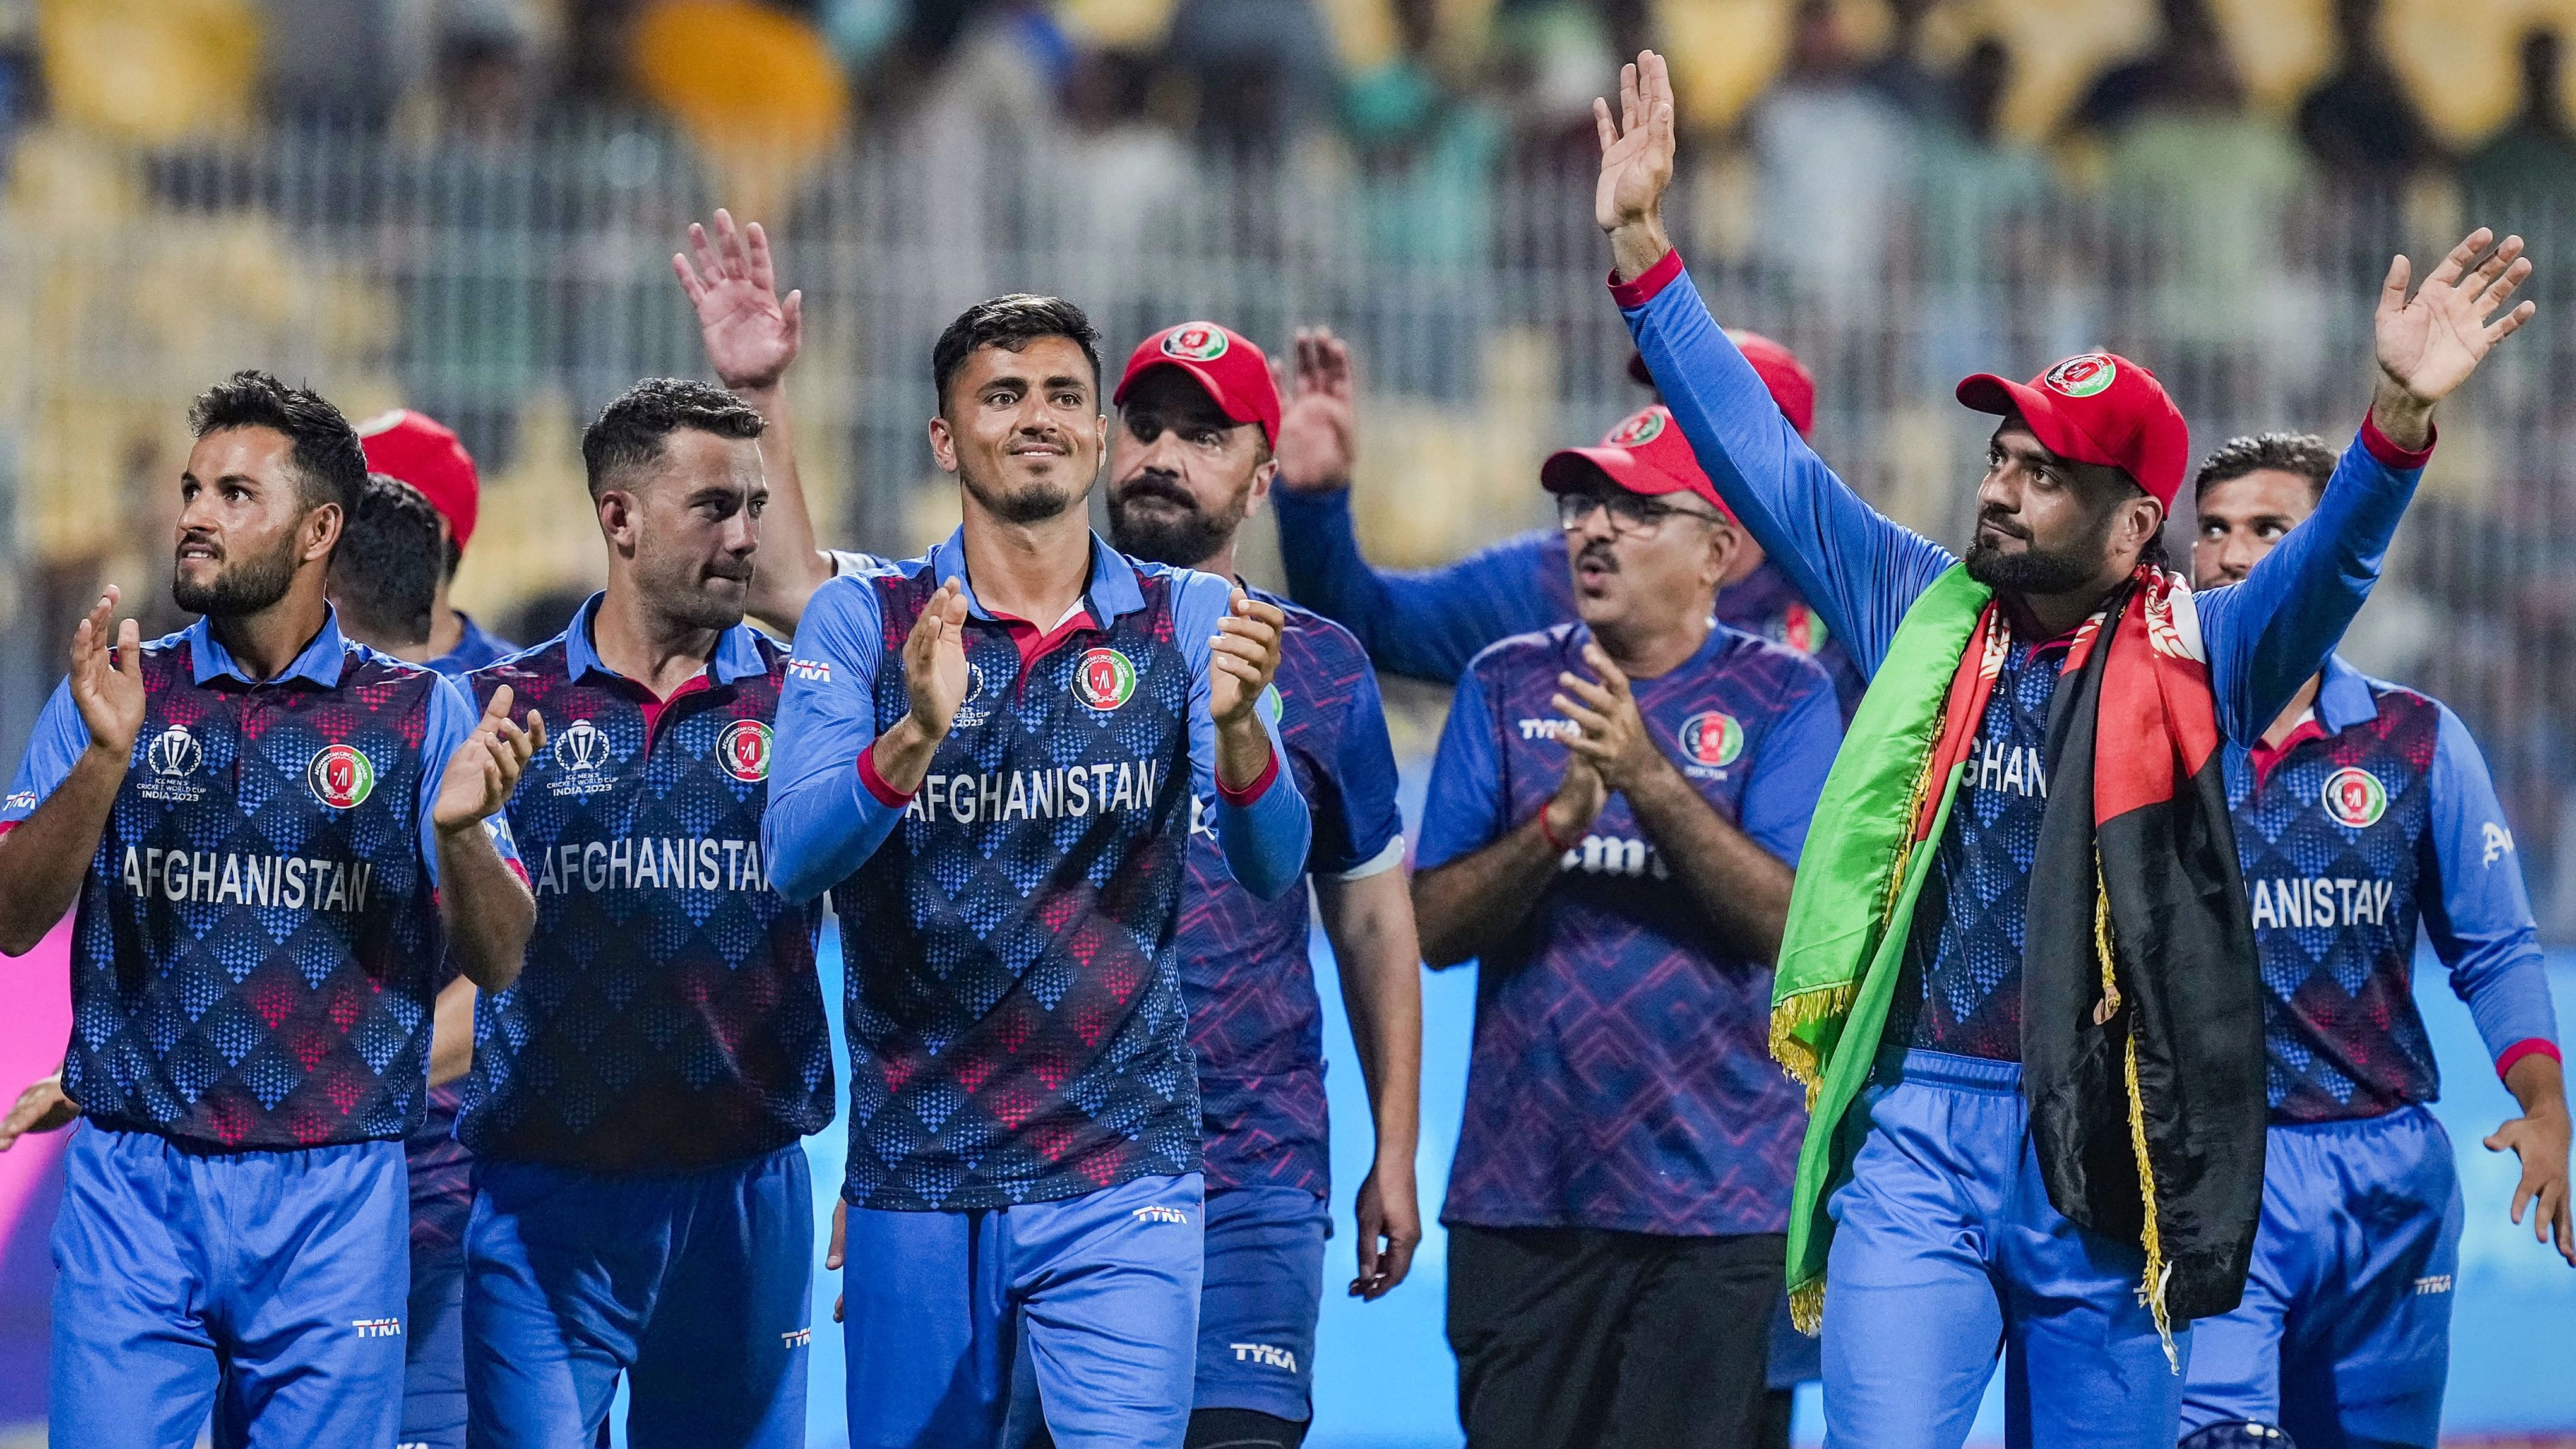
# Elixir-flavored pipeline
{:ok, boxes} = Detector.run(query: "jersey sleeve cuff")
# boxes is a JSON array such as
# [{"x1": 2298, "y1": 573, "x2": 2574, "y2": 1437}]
[
  {"x1": 1325, "y1": 835, "x2": 1407, "y2": 882},
  {"x1": 2498, "y1": 1037, "x2": 2562, "y2": 1080},
  {"x1": 1215, "y1": 748, "x2": 1280, "y2": 807},
  {"x1": 857, "y1": 742, "x2": 915, "y2": 808},
  {"x1": 1607, "y1": 248, "x2": 1685, "y2": 309},
  {"x1": 2360, "y1": 408, "x2": 2436, "y2": 469}
]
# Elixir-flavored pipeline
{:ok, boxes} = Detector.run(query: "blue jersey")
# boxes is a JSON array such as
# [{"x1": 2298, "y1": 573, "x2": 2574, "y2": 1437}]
[
  {"x1": 1619, "y1": 255, "x2": 2435, "y2": 1064},
  {"x1": 1419, "y1": 621, "x2": 1842, "y2": 1236},
  {"x1": 430, "y1": 612, "x2": 518, "y2": 677},
  {"x1": 765, "y1": 530, "x2": 1311, "y2": 1211},
  {"x1": 2226, "y1": 657, "x2": 2559, "y2": 1122},
  {"x1": 1272, "y1": 486, "x2": 1866, "y2": 713},
  {"x1": 1183, "y1": 589, "x2": 1404, "y2": 1198},
  {"x1": 456, "y1": 600, "x2": 831, "y2": 1172},
  {"x1": 0, "y1": 612, "x2": 511, "y2": 1150},
  {"x1": 412, "y1": 611, "x2": 518, "y2": 1183}
]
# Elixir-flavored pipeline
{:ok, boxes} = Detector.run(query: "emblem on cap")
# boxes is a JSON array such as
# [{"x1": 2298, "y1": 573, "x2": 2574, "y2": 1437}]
[
  {"x1": 2042, "y1": 354, "x2": 2118, "y2": 398},
  {"x1": 717, "y1": 720, "x2": 773, "y2": 783},
  {"x1": 1676, "y1": 711, "x2": 1744, "y2": 768},
  {"x1": 2322, "y1": 767, "x2": 2387, "y2": 829},
  {"x1": 1161, "y1": 325, "x2": 1229, "y2": 362},
  {"x1": 307, "y1": 744, "x2": 376, "y2": 811},
  {"x1": 1074, "y1": 648, "x2": 1138, "y2": 711},
  {"x1": 1606, "y1": 408, "x2": 1667, "y2": 447}
]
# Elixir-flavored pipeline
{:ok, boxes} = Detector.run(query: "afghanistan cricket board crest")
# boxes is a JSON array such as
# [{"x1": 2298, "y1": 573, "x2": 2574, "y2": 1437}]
[
  {"x1": 307, "y1": 744, "x2": 376, "y2": 810},
  {"x1": 2042, "y1": 354, "x2": 2117, "y2": 398},
  {"x1": 1160, "y1": 323, "x2": 1229, "y2": 361},
  {"x1": 2322, "y1": 766, "x2": 2387, "y2": 828},
  {"x1": 1074, "y1": 649, "x2": 1138, "y2": 711},
  {"x1": 1676, "y1": 711, "x2": 1744, "y2": 769},
  {"x1": 717, "y1": 720, "x2": 773, "y2": 783}
]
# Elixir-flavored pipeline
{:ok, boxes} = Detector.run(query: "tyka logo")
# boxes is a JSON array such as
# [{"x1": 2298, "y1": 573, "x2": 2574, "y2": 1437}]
[
  {"x1": 782, "y1": 1328, "x2": 813, "y2": 1349},
  {"x1": 1231, "y1": 1342, "x2": 1299, "y2": 1373},
  {"x1": 307, "y1": 745, "x2": 375, "y2": 811},
  {"x1": 717, "y1": 720, "x2": 773, "y2": 783},
  {"x1": 1130, "y1": 1204, "x2": 1190, "y2": 1225},
  {"x1": 351, "y1": 1317, "x2": 402, "y2": 1339}
]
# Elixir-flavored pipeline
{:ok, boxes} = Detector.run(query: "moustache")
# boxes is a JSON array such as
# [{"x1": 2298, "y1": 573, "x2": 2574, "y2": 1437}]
[
  {"x1": 1575, "y1": 541, "x2": 1620, "y2": 573},
  {"x1": 1976, "y1": 510, "x2": 2031, "y2": 541},
  {"x1": 1115, "y1": 475, "x2": 1199, "y2": 511}
]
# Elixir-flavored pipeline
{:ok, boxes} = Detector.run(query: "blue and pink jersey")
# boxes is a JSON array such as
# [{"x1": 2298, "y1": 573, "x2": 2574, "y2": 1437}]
[
  {"x1": 0, "y1": 612, "x2": 514, "y2": 1149},
  {"x1": 764, "y1": 530, "x2": 1311, "y2": 1212},
  {"x1": 1618, "y1": 252, "x2": 2438, "y2": 1064},
  {"x1": 1419, "y1": 621, "x2": 1842, "y2": 1236},
  {"x1": 2227, "y1": 657, "x2": 2558, "y2": 1121},
  {"x1": 1181, "y1": 589, "x2": 1404, "y2": 1199},
  {"x1": 456, "y1": 599, "x2": 832, "y2": 1172},
  {"x1": 1273, "y1": 487, "x2": 1864, "y2": 714}
]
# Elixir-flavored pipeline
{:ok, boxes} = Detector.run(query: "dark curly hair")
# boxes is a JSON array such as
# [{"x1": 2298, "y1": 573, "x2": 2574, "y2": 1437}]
[{"x1": 580, "y1": 377, "x2": 766, "y2": 499}]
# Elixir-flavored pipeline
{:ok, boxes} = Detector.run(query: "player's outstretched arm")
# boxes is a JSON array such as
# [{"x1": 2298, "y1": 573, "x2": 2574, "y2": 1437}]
[
  {"x1": 1270, "y1": 328, "x2": 1563, "y2": 684},
  {"x1": 2490, "y1": 1052, "x2": 2573, "y2": 1265},
  {"x1": 1553, "y1": 642, "x2": 1802, "y2": 960},
  {"x1": 1594, "y1": 52, "x2": 1946, "y2": 676},
  {"x1": 763, "y1": 578, "x2": 950, "y2": 902},
  {"x1": 1198, "y1": 587, "x2": 1311, "y2": 900},
  {"x1": 430, "y1": 682, "x2": 540, "y2": 992},
  {"x1": 675, "y1": 208, "x2": 835, "y2": 632},
  {"x1": 2207, "y1": 230, "x2": 2537, "y2": 740},
  {"x1": 1316, "y1": 866, "x2": 1424, "y2": 1300},
  {"x1": 0, "y1": 590, "x2": 146, "y2": 955}
]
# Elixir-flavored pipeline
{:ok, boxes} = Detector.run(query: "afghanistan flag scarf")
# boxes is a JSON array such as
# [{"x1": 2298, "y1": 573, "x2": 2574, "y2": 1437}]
[{"x1": 1768, "y1": 562, "x2": 2263, "y2": 1364}]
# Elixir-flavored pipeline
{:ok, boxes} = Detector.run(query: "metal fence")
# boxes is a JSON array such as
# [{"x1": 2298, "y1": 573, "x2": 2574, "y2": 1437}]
[{"x1": 4, "y1": 112, "x2": 2574, "y2": 929}]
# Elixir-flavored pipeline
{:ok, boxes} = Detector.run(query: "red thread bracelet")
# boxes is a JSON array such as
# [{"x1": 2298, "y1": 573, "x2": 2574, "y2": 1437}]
[{"x1": 1537, "y1": 808, "x2": 1575, "y2": 853}]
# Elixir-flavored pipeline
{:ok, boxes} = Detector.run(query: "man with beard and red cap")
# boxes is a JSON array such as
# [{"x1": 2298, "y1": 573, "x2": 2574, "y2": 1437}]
[
  {"x1": 1596, "y1": 49, "x2": 2537, "y2": 1449},
  {"x1": 1410, "y1": 397, "x2": 1842, "y2": 1448},
  {"x1": 1269, "y1": 328, "x2": 1863, "y2": 717}
]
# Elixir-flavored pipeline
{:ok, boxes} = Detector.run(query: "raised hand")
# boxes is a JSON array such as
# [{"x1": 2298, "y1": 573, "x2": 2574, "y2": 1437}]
[
  {"x1": 2372, "y1": 228, "x2": 2537, "y2": 445},
  {"x1": 902, "y1": 579, "x2": 972, "y2": 740},
  {"x1": 69, "y1": 588, "x2": 144, "y2": 761},
  {"x1": 1274, "y1": 328, "x2": 1357, "y2": 494},
  {"x1": 1208, "y1": 588, "x2": 1286, "y2": 728},
  {"x1": 434, "y1": 684, "x2": 545, "y2": 833},
  {"x1": 1594, "y1": 51, "x2": 1678, "y2": 279},
  {"x1": 674, "y1": 208, "x2": 802, "y2": 393}
]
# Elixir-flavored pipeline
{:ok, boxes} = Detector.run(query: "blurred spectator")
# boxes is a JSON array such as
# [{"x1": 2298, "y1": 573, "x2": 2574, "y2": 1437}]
[
  {"x1": 1750, "y1": 0, "x2": 1911, "y2": 320},
  {"x1": 2295, "y1": 0, "x2": 2442, "y2": 188},
  {"x1": 2070, "y1": 0, "x2": 2231, "y2": 138},
  {"x1": 436, "y1": 26, "x2": 539, "y2": 139},
  {"x1": 1166, "y1": 0, "x2": 1339, "y2": 154},
  {"x1": 1914, "y1": 36, "x2": 2055, "y2": 386},
  {"x1": 1859, "y1": 0, "x2": 1949, "y2": 123},
  {"x1": 259, "y1": 0, "x2": 401, "y2": 124},
  {"x1": 2462, "y1": 28, "x2": 2576, "y2": 217},
  {"x1": 1059, "y1": 48, "x2": 1194, "y2": 262}
]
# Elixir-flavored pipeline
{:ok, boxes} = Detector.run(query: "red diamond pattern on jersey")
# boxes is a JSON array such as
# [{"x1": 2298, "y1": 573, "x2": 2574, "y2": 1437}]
[
  {"x1": 68, "y1": 639, "x2": 442, "y2": 1150},
  {"x1": 1439, "y1": 624, "x2": 1819, "y2": 1237},
  {"x1": 457, "y1": 629, "x2": 832, "y2": 1172},
  {"x1": 1183, "y1": 593, "x2": 1395, "y2": 1197},
  {"x1": 837, "y1": 566, "x2": 1198, "y2": 1210},
  {"x1": 2226, "y1": 684, "x2": 2442, "y2": 1123}
]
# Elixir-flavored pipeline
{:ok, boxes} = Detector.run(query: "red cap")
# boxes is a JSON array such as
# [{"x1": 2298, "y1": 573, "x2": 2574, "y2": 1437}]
[
  {"x1": 357, "y1": 409, "x2": 480, "y2": 551},
  {"x1": 1114, "y1": 322, "x2": 1282, "y2": 448},
  {"x1": 1541, "y1": 405, "x2": 1736, "y2": 522},
  {"x1": 1625, "y1": 329, "x2": 1815, "y2": 439},
  {"x1": 1955, "y1": 352, "x2": 2189, "y2": 508}
]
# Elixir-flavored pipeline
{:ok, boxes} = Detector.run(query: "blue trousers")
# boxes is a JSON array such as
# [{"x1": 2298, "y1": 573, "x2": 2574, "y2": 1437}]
[
  {"x1": 1820, "y1": 1050, "x2": 2190, "y2": 1449},
  {"x1": 463, "y1": 1143, "x2": 815, "y2": 1449},
  {"x1": 2180, "y1": 1106, "x2": 2461, "y2": 1449},
  {"x1": 51, "y1": 1124, "x2": 412, "y2": 1449},
  {"x1": 840, "y1": 1172, "x2": 1205, "y2": 1449},
  {"x1": 1193, "y1": 1185, "x2": 1330, "y2": 1421}
]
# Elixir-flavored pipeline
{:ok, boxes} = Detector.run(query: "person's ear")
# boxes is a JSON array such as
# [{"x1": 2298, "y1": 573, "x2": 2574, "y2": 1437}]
[
  {"x1": 302, "y1": 502, "x2": 343, "y2": 564},
  {"x1": 927, "y1": 414, "x2": 960, "y2": 475}
]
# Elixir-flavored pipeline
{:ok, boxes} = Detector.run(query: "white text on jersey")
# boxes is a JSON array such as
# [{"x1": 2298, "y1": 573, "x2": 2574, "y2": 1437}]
[
  {"x1": 121, "y1": 849, "x2": 378, "y2": 913},
  {"x1": 2247, "y1": 876, "x2": 2396, "y2": 930},
  {"x1": 532, "y1": 837, "x2": 768, "y2": 897},
  {"x1": 907, "y1": 759, "x2": 1168, "y2": 826}
]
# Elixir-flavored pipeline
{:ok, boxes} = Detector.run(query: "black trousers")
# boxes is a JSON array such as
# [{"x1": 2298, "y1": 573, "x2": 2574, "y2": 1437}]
[{"x1": 1448, "y1": 1224, "x2": 1787, "y2": 1449}]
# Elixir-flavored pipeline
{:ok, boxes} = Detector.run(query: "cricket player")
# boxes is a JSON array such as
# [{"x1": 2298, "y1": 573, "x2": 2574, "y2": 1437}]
[
  {"x1": 1268, "y1": 328, "x2": 1863, "y2": 714},
  {"x1": 358, "y1": 408, "x2": 520, "y2": 671},
  {"x1": 1594, "y1": 50, "x2": 2536, "y2": 1448},
  {"x1": 2179, "y1": 432, "x2": 2570, "y2": 1448},
  {"x1": 764, "y1": 294, "x2": 1313, "y2": 1449},
  {"x1": 0, "y1": 370, "x2": 539, "y2": 1448},
  {"x1": 1412, "y1": 404, "x2": 1842, "y2": 1446},
  {"x1": 456, "y1": 378, "x2": 831, "y2": 1448}
]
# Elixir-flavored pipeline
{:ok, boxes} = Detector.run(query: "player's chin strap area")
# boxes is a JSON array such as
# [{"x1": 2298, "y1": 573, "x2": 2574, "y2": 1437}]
[{"x1": 2178, "y1": 1422, "x2": 2295, "y2": 1448}]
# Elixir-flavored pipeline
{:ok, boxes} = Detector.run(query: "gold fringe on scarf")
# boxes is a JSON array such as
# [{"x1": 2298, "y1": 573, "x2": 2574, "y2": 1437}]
[
  {"x1": 1789, "y1": 1278, "x2": 1827, "y2": 1337},
  {"x1": 2097, "y1": 857, "x2": 2179, "y2": 1373}
]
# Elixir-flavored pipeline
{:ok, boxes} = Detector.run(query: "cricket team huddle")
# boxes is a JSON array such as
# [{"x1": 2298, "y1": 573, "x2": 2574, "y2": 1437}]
[{"x1": 0, "y1": 50, "x2": 2567, "y2": 1449}]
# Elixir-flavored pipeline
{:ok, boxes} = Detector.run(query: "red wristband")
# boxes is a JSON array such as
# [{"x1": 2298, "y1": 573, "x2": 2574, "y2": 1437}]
[
  {"x1": 2498, "y1": 1038, "x2": 2562, "y2": 1081},
  {"x1": 1607, "y1": 247, "x2": 1685, "y2": 309},
  {"x1": 1537, "y1": 807, "x2": 1576, "y2": 853},
  {"x1": 857, "y1": 741, "x2": 916, "y2": 807},
  {"x1": 2359, "y1": 407, "x2": 2436, "y2": 469}
]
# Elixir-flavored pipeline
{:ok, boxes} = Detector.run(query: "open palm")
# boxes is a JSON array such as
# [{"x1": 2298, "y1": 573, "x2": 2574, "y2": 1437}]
[
  {"x1": 1594, "y1": 52, "x2": 1676, "y2": 234},
  {"x1": 2376, "y1": 228, "x2": 2536, "y2": 405},
  {"x1": 674, "y1": 208, "x2": 802, "y2": 392}
]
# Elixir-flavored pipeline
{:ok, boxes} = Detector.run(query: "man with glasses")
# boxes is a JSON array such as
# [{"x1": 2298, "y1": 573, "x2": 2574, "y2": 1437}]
[{"x1": 1410, "y1": 405, "x2": 1842, "y2": 1448}]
